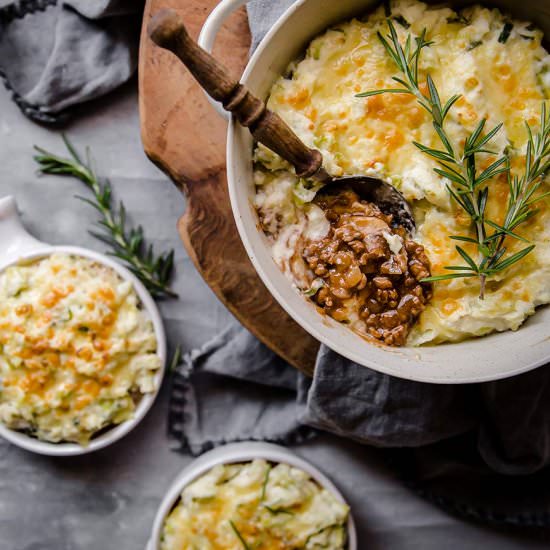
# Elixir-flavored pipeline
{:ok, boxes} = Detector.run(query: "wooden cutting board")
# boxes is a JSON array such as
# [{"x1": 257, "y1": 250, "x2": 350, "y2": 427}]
[{"x1": 138, "y1": 0, "x2": 319, "y2": 375}]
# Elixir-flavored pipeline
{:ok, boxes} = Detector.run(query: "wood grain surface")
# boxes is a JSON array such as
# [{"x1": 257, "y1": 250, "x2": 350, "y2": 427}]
[{"x1": 138, "y1": 0, "x2": 319, "y2": 375}]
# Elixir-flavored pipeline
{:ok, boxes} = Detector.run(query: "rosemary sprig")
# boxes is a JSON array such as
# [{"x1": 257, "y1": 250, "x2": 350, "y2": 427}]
[
  {"x1": 357, "y1": 20, "x2": 550, "y2": 298},
  {"x1": 33, "y1": 136, "x2": 177, "y2": 298}
]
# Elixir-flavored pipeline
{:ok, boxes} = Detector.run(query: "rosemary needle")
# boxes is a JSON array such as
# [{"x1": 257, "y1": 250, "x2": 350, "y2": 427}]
[{"x1": 33, "y1": 135, "x2": 177, "y2": 299}]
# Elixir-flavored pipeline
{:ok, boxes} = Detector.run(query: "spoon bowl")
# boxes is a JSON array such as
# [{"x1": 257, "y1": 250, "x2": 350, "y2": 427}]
[{"x1": 318, "y1": 175, "x2": 416, "y2": 234}]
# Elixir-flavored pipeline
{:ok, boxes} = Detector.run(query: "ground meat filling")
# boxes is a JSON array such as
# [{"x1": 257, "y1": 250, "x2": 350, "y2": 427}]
[{"x1": 302, "y1": 189, "x2": 432, "y2": 346}]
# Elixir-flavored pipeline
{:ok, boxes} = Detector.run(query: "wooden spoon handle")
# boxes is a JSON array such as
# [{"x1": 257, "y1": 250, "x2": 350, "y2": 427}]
[{"x1": 148, "y1": 9, "x2": 326, "y2": 180}]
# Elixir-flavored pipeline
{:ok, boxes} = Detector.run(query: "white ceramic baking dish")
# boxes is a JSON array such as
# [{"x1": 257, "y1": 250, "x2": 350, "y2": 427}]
[
  {"x1": 147, "y1": 441, "x2": 357, "y2": 550},
  {"x1": 195, "y1": 0, "x2": 550, "y2": 384},
  {"x1": 0, "y1": 196, "x2": 167, "y2": 456}
]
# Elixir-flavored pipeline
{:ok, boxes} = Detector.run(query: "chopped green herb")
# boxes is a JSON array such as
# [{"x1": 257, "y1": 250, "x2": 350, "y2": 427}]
[
  {"x1": 393, "y1": 15, "x2": 410, "y2": 29},
  {"x1": 304, "y1": 526, "x2": 332, "y2": 546},
  {"x1": 303, "y1": 278, "x2": 325, "y2": 297},
  {"x1": 309, "y1": 42, "x2": 322, "y2": 60},
  {"x1": 447, "y1": 14, "x2": 470, "y2": 25},
  {"x1": 467, "y1": 40, "x2": 483, "y2": 51},
  {"x1": 498, "y1": 22, "x2": 513, "y2": 43},
  {"x1": 260, "y1": 465, "x2": 272, "y2": 501},
  {"x1": 229, "y1": 520, "x2": 251, "y2": 550}
]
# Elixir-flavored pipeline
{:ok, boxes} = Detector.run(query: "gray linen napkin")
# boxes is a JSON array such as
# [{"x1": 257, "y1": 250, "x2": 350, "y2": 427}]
[
  {"x1": 168, "y1": 1, "x2": 550, "y2": 524},
  {"x1": 0, "y1": 0, "x2": 142, "y2": 124},
  {"x1": 169, "y1": 324, "x2": 316, "y2": 456}
]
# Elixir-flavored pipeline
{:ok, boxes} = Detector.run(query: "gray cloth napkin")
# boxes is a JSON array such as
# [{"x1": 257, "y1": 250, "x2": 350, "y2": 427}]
[
  {"x1": 168, "y1": 0, "x2": 550, "y2": 497},
  {"x1": 169, "y1": 324, "x2": 316, "y2": 456},
  {"x1": 0, "y1": 0, "x2": 142, "y2": 124}
]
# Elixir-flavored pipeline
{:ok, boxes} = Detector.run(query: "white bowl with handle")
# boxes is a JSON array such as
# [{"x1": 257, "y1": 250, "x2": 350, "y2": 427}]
[
  {"x1": 0, "y1": 196, "x2": 167, "y2": 456},
  {"x1": 188, "y1": 0, "x2": 550, "y2": 384},
  {"x1": 146, "y1": 441, "x2": 357, "y2": 550}
]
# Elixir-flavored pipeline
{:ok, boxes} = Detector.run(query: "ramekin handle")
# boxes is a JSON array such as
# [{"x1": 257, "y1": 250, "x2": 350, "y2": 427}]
[
  {"x1": 0, "y1": 196, "x2": 45, "y2": 266},
  {"x1": 197, "y1": 0, "x2": 249, "y2": 120}
]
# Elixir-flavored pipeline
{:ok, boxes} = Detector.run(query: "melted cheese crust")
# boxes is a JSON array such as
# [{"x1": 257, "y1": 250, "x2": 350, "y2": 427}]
[
  {"x1": 254, "y1": 0, "x2": 550, "y2": 345},
  {"x1": 0, "y1": 253, "x2": 161, "y2": 444},
  {"x1": 160, "y1": 460, "x2": 349, "y2": 550}
]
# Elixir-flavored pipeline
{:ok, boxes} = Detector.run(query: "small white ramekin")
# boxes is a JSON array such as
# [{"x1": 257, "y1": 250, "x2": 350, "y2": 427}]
[
  {"x1": 0, "y1": 196, "x2": 167, "y2": 456},
  {"x1": 147, "y1": 441, "x2": 358, "y2": 550}
]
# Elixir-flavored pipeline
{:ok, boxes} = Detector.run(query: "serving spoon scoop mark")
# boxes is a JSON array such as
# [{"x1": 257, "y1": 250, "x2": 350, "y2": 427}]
[{"x1": 148, "y1": 9, "x2": 415, "y2": 234}]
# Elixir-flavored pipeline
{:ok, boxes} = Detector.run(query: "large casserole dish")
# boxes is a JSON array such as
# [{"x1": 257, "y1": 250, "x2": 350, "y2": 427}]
[{"x1": 198, "y1": 0, "x2": 550, "y2": 383}]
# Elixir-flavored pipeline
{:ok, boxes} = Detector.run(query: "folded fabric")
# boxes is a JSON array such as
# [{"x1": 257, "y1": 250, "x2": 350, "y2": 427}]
[
  {"x1": 0, "y1": 0, "x2": 142, "y2": 124},
  {"x1": 168, "y1": 324, "x2": 316, "y2": 456}
]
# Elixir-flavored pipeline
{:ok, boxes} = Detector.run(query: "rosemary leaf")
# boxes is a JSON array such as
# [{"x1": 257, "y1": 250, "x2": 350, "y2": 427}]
[
  {"x1": 34, "y1": 136, "x2": 178, "y2": 299},
  {"x1": 491, "y1": 245, "x2": 535, "y2": 271},
  {"x1": 260, "y1": 464, "x2": 272, "y2": 501},
  {"x1": 355, "y1": 88, "x2": 410, "y2": 97},
  {"x1": 421, "y1": 273, "x2": 477, "y2": 282}
]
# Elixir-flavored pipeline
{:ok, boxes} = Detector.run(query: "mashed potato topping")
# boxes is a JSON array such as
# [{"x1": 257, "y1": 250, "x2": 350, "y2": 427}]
[
  {"x1": 0, "y1": 253, "x2": 161, "y2": 444},
  {"x1": 160, "y1": 460, "x2": 349, "y2": 550},
  {"x1": 254, "y1": 0, "x2": 550, "y2": 345}
]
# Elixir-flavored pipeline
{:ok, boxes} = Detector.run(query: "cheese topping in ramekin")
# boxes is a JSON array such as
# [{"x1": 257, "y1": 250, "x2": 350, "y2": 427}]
[{"x1": 0, "y1": 253, "x2": 161, "y2": 444}]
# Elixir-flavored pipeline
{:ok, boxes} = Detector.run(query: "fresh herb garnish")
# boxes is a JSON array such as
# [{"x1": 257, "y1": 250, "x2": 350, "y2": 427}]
[
  {"x1": 229, "y1": 520, "x2": 251, "y2": 550},
  {"x1": 498, "y1": 22, "x2": 514, "y2": 44},
  {"x1": 260, "y1": 464, "x2": 272, "y2": 501},
  {"x1": 264, "y1": 505, "x2": 295, "y2": 516},
  {"x1": 467, "y1": 40, "x2": 483, "y2": 51},
  {"x1": 303, "y1": 278, "x2": 325, "y2": 297},
  {"x1": 356, "y1": 20, "x2": 550, "y2": 298},
  {"x1": 33, "y1": 136, "x2": 177, "y2": 298},
  {"x1": 447, "y1": 14, "x2": 470, "y2": 25}
]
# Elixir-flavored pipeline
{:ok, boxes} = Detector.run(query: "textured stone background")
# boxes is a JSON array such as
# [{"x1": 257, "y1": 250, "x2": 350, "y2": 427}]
[{"x1": 0, "y1": 78, "x2": 549, "y2": 549}]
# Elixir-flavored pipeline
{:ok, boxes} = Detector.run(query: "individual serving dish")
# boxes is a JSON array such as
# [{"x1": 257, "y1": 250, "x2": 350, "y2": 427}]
[
  {"x1": 148, "y1": 442, "x2": 357, "y2": 550},
  {"x1": 0, "y1": 253, "x2": 161, "y2": 445},
  {"x1": 252, "y1": 0, "x2": 550, "y2": 346},
  {"x1": 161, "y1": 459, "x2": 349, "y2": 549},
  {"x1": 0, "y1": 195, "x2": 166, "y2": 454}
]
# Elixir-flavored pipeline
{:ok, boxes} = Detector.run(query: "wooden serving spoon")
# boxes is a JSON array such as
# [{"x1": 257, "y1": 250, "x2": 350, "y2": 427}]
[{"x1": 148, "y1": 9, "x2": 415, "y2": 233}]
